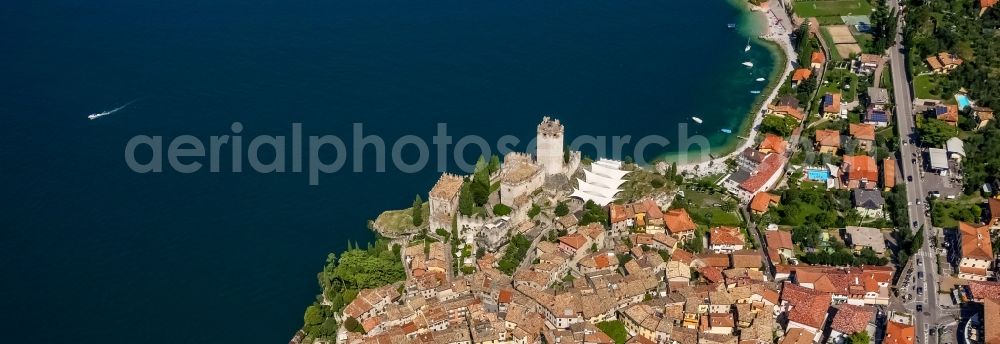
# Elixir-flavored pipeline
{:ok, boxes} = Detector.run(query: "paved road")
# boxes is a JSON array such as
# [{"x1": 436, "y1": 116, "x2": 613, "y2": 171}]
[{"x1": 885, "y1": 0, "x2": 946, "y2": 342}]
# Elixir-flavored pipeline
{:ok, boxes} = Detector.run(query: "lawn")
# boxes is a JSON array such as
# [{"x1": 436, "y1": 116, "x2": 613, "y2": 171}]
[
  {"x1": 816, "y1": 16, "x2": 846, "y2": 25},
  {"x1": 818, "y1": 69, "x2": 858, "y2": 102},
  {"x1": 596, "y1": 321, "x2": 629, "y2": 344},
  {"x1": 374, "y1": 203, "x2": 429, "y2": 236},
  {"x1": 931, "y1": 198, "x2": 983, "y2": 228},
  {"x1": 913, "y1": 74, "x2": 939, "y2": 99},
  {"x1": 781, "y1": 202, "x2": 826, "y2": 226},
  {"x1": 794, "y1": 0, "x2": 874, "y2": 18},
  {"x1": 677, "y1": 185, "x2": 745, "y2": 227}
]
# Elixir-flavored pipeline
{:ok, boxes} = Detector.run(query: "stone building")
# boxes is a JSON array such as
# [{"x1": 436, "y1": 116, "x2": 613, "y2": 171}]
[
  {"x1": 429, "y1": 173, "x2": 464, "y2": 231},
  {"x1": 536, "y1": 116, "x2": 564, "y2": 175},
  {"x1": 499, "y1": 152, "x2": 544, "y2": 208}
]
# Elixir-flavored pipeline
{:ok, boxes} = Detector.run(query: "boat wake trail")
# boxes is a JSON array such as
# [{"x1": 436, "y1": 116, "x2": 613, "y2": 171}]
[{"x1": 88, "y1": 99, "x2": 138, "y2": 120}]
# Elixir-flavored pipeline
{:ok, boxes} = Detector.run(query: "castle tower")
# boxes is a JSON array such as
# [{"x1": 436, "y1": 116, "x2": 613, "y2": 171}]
[{"x1": 536, "y1": 116, "x2": 564, "y2": 175}]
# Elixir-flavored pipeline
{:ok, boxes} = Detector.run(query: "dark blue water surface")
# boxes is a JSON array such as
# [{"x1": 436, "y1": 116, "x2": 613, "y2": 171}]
[{"x1": 0, "y1": 0, "x2": 773, "y2": 342}]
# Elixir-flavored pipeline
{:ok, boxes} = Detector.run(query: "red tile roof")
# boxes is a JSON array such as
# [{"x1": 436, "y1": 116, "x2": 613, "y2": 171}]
[
  {"x1": 938, "y1": 104, "x2": 959, "y2": 124},
  {"x1": 960, "y1": 222, "x2": 993, "y2": 261},
  {"x1": 665, "y1": 208, "x2": 697, "y2": 235},
  {"x1": 824, "y1": 93, "x2": 842, "y2": 114},
  {"x1": 849, "y1": 123, "x2": 876, "y2": 141},
  {"x1": 750, "y1": 192, "x2": 780, "y2": 213},
  {"x1": 559, "y1": 233, "x2": 589, "y2": 251},
  {"x1": 812, "y1": 51, "x2": 826, "y2": 64},
  {"x1": 672, "y1": 249, "x2": 695, "y2": 265},
  {"x1": 731, "y1": 250, "x2": 763, "y2": 269},
  {"x1": 766, "y1": 231, "x2": 793, "y2": 250},
  {"x1": 986, "y1": 298, "x2": 1000, "y2": 344},
  {"x1": 782, "y1": 282, "x2": 831, "y2": 329},
  {"x1": 700, "y1": 266, "x2": 724, "y2": 283},
  {"x1": 770, "y1": 104, "x2": 805, "y2": 121},
  {"x1": 781, "y1": 328, "x2": 815, "y2": 344},
  {"x1": 698, "y1": 253, "x2": 732, "y2": 268},
  {"x1": 830, "y1": 304, "x2": 875, "y2": 334},
  {"x1": 710, "y1": 226, "x2": 745, "y2": 246},
  {"x1": 842, "y1": 155, "x2": 878, "y2": 183},
  {"x1": 739, "y1": 153, "x2": 786, "y2": 193},
  {"x1": 792, "y1": 68, "x2": 813, "y2": 82},
  {"x1": 610, "y1": 203, "x2": 630, "y2": 224},
  {"x1": 815, "y1": 129, "x2": 841, "y2": 148},
  {"x1": 968, "y1": 280, "x2": 1000, "y2": 300},
  {"x1": 759, "y1": 134, "x2": 788, "y2": 154},
  {"x1": 884, "y1": 320, "x2": 915, "y2": 344},
  {"x1": 498, "y1": 289, "x2": 513, "y2": 303},
  {"x1": 594, "y1": 254, "x2": 611, "y2": 269},
  {"x1": 989, "y1": 198, "x2": 1000, "y2": 221}
]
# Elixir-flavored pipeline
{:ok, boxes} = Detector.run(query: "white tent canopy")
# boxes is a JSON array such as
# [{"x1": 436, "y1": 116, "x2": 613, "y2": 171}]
[{"x1": 570, "y1": 159, "x2": 630, "y2": 206}]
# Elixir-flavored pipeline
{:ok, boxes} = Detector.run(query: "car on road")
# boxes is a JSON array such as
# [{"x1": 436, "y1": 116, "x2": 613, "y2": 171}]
[
  {"x1": 918, "y1": 271, "x2": 924, "y2": 279},
  {"x1": 917, "y1": 287, "x2": 924, "y2": 295},
  {"x1": 918, "y1": 259, "x2": 922, "y2": 265},
  {"x1": 913, "y1": 220, "x2": 919, "y2": 227},
  {"x1": 916, "y1": 304, "x2": 923, "y2": 311},
  {"x1": 908, "y1": 175, "x2": 913, "y2": 182}
]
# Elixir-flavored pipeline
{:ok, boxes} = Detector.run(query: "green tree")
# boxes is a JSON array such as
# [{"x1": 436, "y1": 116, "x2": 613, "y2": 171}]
[
  {"x1": 459, "y1": 183, "x2": 475, "y2": 216},
  {"x1": 578, "y1": 200, "x2": 609, "y2": 226},
  {"x1": 471, "y1": 168, "x2": 491, "y2": 206},
  {"x1": 554, "y1": 202, "x2": 570, "y2": 217},
  {"x1": 344, "y1": 316, "x2": 364, "y2": 333},
  {"x1": 313, "y1": 318, "x2": 339, "y2": 338},
  {"x1": 488, "y1": 155, "x2": 501, "y2": 174},
  {"x1": 796, "y1": 24, "x2": 814, "y2": 67},
  {"x1": 493, "y1": 203, "x2": 512, "y2": 216},
  {"x1": 760, "y1": 115, "x2": 798, "y2": 136},
  {"x1": 304, "y1": 305, "x2": 324, "y2": 327},
  {"x1": 528, "y1": 203, "x2": 541, "y2": 218},
  {"x1": 848, "y1": 330, "x2": 871, "y2": 344},
  {"x1": 411, "y1": 195, "x2": 423, "y2": 226},
  {"x1": 918, "y1": 119, "x2": 959, "y2": 146}
]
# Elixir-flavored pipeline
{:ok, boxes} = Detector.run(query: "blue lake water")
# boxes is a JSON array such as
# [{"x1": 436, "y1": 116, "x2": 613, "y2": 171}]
[{"x1": 0, "y1": 0, "x2": 775, "y2": 342}]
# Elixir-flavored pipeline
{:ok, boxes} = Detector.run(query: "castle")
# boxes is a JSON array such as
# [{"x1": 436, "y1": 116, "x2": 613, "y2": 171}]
[
  {"x1": 428, "y1": 117, "x2": 574, "y2": 232},
  {"x1": 536, "y1": 116, "x2": 565, "y2": 175}
]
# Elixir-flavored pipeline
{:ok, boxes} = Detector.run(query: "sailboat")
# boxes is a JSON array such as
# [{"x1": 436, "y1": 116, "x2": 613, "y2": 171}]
[{"x1": 744, "y1": 39, "x2": 751, "y2": 52}]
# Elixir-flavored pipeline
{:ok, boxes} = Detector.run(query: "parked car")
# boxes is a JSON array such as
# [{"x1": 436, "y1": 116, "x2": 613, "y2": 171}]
[
  {"x1": 917, "y1": 287, "x2": 924, "y2": 295},
  {"x1": 916, "y1": 304, "x2": 923, "y2": 311},
  {"x1": 908, "y1": 175, "x2": 913, "y2": 182},
  {"x1": 918, "y1": 271, "x2": 924, "y2": 279}
]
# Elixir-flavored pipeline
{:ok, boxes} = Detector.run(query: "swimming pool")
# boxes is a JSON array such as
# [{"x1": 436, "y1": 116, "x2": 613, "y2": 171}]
[
  {"x1": 956, "y1": 94, "x2": 971, "y2": 110},
  {"x1": 806, "y1": 168, "x2": 830, "y2": 181}
]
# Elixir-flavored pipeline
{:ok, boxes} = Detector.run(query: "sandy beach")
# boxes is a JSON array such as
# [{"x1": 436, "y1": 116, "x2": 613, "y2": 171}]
[{"x1": 675, "y1": 1, "x2": 797, "y2": 178}]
